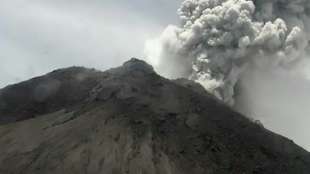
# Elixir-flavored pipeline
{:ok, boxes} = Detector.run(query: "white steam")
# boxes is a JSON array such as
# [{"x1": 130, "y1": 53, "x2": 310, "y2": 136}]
[{"x1": 145, "y1": 0, "x2": 310, "y2": 149}]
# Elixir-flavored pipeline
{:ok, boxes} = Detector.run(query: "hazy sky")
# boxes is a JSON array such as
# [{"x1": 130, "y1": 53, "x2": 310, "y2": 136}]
[{"x1": 0, "y1": 0, "x2": 183, "y2": 87}]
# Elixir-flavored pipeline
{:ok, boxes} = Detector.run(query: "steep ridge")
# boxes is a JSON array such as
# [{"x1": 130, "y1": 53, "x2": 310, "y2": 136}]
[{"x1": 0, "y1": 58, "x2": 309, "y2": 174}]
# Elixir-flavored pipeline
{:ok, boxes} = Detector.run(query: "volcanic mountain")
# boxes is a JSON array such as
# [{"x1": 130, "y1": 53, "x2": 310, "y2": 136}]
[{"x1": 0, "y1": 58, "x2": 309, "y2": 174}]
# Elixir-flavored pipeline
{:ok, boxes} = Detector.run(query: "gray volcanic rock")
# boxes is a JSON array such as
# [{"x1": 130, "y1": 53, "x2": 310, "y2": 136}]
[{"x1": 0, "y1": 58, "x2": 309, "y2": 174}]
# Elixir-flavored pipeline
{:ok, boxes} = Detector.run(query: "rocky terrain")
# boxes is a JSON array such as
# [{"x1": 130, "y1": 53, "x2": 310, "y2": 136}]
[{"x1": 0, "y1": 58, "x2": 309, "y2": 174}]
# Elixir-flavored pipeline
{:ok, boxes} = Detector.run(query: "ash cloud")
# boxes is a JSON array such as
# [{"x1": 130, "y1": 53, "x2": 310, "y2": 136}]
[
  {"x1": 145, "y1": 0, "x2": 310, "y2": 149},
  {"x1": 145, "y1": 0, "x2": 310, "y2": 104}
]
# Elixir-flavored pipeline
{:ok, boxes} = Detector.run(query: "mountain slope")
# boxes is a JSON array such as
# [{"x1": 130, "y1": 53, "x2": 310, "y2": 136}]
[{"x1": 0, "y1": 58, "x2": 309, "y2": 174}]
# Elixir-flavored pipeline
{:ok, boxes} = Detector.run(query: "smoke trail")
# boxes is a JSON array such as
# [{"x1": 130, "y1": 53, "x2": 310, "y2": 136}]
[{"x1": 145, "y1": 0, "x2": 310, "y2": 105}]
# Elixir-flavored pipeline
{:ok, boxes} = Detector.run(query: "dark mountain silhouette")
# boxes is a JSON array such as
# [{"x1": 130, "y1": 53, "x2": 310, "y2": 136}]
[{"x1": 0, "y1": 58, "x2": 309, "y2": 174}]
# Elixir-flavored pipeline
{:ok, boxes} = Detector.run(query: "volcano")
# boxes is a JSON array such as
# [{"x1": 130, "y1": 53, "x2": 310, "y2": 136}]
[{"x1": 0, "y1": 58, "x2": 309, "y2": 174}]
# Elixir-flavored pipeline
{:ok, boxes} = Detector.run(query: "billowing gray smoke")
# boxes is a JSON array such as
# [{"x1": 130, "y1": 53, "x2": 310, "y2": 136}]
[
  {"x1": 145, "y1": 0, "x2": 310, "y2": 149},
  {"x1": 145, "y1": 0, "x2": 310, "y2": 105}
]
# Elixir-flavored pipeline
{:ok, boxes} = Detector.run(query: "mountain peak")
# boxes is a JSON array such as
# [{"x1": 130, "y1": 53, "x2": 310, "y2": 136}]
[
  {"x1": 123, "y1": 58, "x2": 154, "y2": 73},
  {"x1": 0, "y1": 58, "x2": 309, "y2": 174}
]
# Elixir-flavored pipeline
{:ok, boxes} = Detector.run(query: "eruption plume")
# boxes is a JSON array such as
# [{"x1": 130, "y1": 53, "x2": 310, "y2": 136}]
[{"x1": 145, "y1": 0, "x2": 310, "y2": 105}]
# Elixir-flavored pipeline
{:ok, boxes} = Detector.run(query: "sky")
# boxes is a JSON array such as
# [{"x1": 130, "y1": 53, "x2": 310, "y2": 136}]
[{"x1": 0, "y1": 0, "x2": 182, "y2": 87}]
